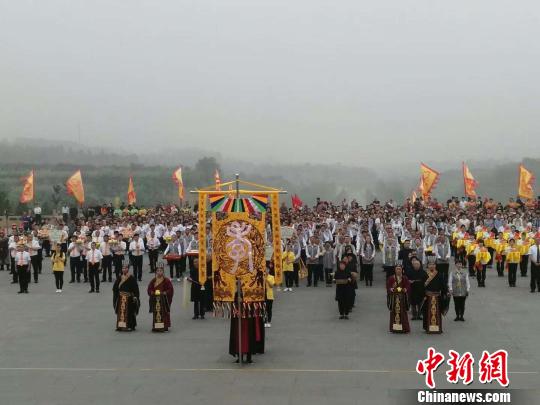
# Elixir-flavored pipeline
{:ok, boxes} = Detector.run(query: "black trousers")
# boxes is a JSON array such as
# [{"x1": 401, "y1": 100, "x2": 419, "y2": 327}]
[
  {"x1": 530, "y1": 262, "x2": 540, "y2": 292},
  {"x1": 265, "y1": 299, "x2": 273, "y2": 322},
  {"x1": 148, "y1": 249, "x2": 159, "y2": 272},
  {"x1": 337, "y1": 299, "x2": 349, "y2": 316},
  {"x1": 467, "y1": 255, "x2": 476, "y2": 276},
  {"x1": 113, "y1": 255, "x2": 124, "y2": 279},
  {"x1": 11, "y1": 257, "x2": 18, "y2": 282},
  {"x1": 307, "y1": 264, "x2": 321, "y2": 286},
  {"x1": 193, "y1": 300, "x2": 205, "y2": 318},
  {"x1": 131, "y1": 255, "x2": 143, "y2": 280},
  {"x1": 508, "y1": 263, "x2": 518, "y2": 286},
  {"x1": 17, "y1": 265, "x2": 29, "y2": 292},
  {"x1": 88, "y1": 263, "x2": 100, "y2": 292},
  {"x1": 70, "y1": 256, "x2": 81, "y2": 281},
  {"x1": 477, "y1": 264, "x2": 486, "y2": 286},
  {"x1": 436, "y1": 262, "x2": 450, "y2": 285},
  {"x1": 496, "y1": 256, "x2": 506, "y2": 276},
  {"x1": 284, "y1": 271, "x2": 294, "y2": 288},
  {"x1": 54, "y1": 271, "x2": 64, "y2": 289},
  {"x1": 363, "y1": 264, "x2": 374, "y2": 285},
  {"x1": 179, "y1": 256, "x2": 187, "y2": 276},
  {"x1": 42, "y1": 239, "x2": 51, "y2": 257},
  {"x1": 101, "y1": 255, "x2": 113, "y2": 281},
  {"x1": 168, "y1": 261, "x2": 180, "y2": 278},
  {"x1": 30, "y1": 255, "x2": 40, "y2": 282},
  {"x1": 487, "y1": 247, "x2": 495, "y2": 266},
  {"x1": 453, "y1": 296, "x2": 466, "y2": 317},
  {"x1": 81, "y1": 258, "x2": 88, "y2": 281},
  {"x1": 520, "y1": 255, "x2": 529, "y2": 276}
]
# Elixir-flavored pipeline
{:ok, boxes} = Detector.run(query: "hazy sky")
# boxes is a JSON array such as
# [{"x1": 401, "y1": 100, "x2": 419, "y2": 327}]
[{"x1": 1, "y1": 0, "x2": 539, "y2": 166}]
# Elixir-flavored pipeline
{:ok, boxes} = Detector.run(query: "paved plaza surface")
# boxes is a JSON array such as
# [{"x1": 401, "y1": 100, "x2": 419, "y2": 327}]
[{"x1": 0, "y1": 257, "x2": 539, "y2": 405}]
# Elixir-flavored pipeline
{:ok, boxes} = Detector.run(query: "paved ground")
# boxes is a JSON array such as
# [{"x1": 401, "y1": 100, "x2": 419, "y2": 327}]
[{"x1": 0, "y1": 256, "x2": 538, "y2": 405}]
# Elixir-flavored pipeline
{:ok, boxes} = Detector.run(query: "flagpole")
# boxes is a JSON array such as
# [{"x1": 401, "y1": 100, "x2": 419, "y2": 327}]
[{"x1": 234, "y1": 173, "x2": 243, "y2": 366}]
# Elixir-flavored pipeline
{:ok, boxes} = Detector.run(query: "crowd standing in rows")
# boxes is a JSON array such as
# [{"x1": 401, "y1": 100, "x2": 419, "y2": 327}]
[{"x1": 1, "y1": 195, "x2": 539, "y2": 338}]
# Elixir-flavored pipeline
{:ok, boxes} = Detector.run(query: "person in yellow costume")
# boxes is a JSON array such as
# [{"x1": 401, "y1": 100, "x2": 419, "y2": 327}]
[
  {"x1": 474, "y1": 240, "x2": 491, "y2": 287},
  {"x1": 494, "y1": 234, "x2": 509, "y2": 277},
  {"x1": 465, "y1": 235, "x2": 478, "y2": 277},
  {"x1": 282, "y1": 243, "x2": 295, "y2": 292},
  {"x1": 505, "y1": 239, "x2": 521, "y2": 287}
]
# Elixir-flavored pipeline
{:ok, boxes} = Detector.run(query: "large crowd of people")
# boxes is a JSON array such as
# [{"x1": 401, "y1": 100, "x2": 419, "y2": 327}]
[{"x1": 1, "y1": 195, "x2": 540, "y2": 353}]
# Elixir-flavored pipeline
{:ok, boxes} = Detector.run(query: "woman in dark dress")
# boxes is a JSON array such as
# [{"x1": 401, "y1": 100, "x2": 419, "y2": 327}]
[
  {"x1": 113, "y1": 265, "x2": 140, "y2": 331},
  {"x1": 422, "y1": 258, "x2": 448, "y2": 334},
  {"x1": 386, "y1": 263, "x2": 411, "y2": 333},
  {"x1": 147, "y1": 263, "x2": 174, "y2": 332},
  {"x1": 335, "y1": 260, "x2": 353, "y2": 319}
]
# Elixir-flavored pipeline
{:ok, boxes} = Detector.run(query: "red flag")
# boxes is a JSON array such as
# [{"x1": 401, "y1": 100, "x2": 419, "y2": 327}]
[
  {"x1": 66, "y1": 170, "x2": 85, "y2": 205},
  {"x1": 20, "y1": 170, "x2": 34, "y2": 204},
  {"x1": 292, "y1": 194, "x2": 303, "y2": 210},
  {"x1": 127, "y1": 177, "x2": 137, "y2": 205}
]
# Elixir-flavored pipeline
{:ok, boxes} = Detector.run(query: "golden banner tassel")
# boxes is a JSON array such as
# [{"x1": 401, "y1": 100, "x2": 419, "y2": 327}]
[{"x1": 271, "y1": 194, "x2": 283, "y2": 284}]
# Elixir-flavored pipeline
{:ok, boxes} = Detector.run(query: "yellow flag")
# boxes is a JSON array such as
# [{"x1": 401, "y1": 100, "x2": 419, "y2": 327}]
[
  {"x1": 172, "y1": 167, "x2": 184, "y2": 200},
  {"x1": 66, "y1": 170, "x2": 85, "y2": 205},
  {"x1": 518, "y1": 164, "x2": 535, "y2": 200},
  {"x1": 462, "y1": 162, "x2": 478, "y2": 198},
  {"x1": 20, "y1": 170, "x2": 34, "y2": 204},
  {"x1": 420, "y1": 163, "x2": 440, "y2": 198},
  {"x1": 127, "y1": 177, "x2": 137, "y2": 205}
]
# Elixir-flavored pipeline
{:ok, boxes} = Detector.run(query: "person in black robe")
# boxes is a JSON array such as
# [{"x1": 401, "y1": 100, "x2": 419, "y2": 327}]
[
  {"x1": 343, "y1": 252, "x2": 358, "y2": 310},
  {"x1": 421, "y1": 258, "x2": 449, "y2": 334},
  {"x1": 189, "y1": 257, "x2": 205, "y2": 319},
  {"x1": 229, "y1": 292, "x2": 265, "y2": 364},
  {"x1": 398, "y1": 239, "x2": 415, "y2": 271},
  {"x1": 335, "y1": 260, "x2": 353, "y2": 319},
  {"x1": 112, "y1": 265, "x2": 140, "y2": 331},
  {"x1": 406, "y1": 256, "x2": 427, "y2": 320}
]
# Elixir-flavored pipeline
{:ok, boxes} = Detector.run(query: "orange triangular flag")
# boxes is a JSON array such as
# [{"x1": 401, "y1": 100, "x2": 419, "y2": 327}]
[
  {"x1": 20, "y1": 170, "x2": 34, "y2": 204},
  {"x1": 127, "y1": 177, "x2": 137, "y2": 205},
  {"x1": 463, "y1": 162, "x2": 478, "y2": 198},
  {"x1": 518, "y1": 164, "x2": 535, "y2": 200},
  {"x1": 420, "y1": 163, "x2": 440, "y2": 198},
  {"x1": 172, "y1": 167, "x2": 185, "y2": 200},
  {"x1": 66, "y1": 170, "x2": 85, "y2": 205}
]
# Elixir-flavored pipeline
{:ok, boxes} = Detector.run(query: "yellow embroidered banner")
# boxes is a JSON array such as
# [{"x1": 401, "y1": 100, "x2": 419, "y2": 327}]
[
  {"x1": 271, "y1": 194, "x2": 283, "y2": 284},
  {"x1": 198, "y1": 193, "x2": 207, "y2": 285},
  {"x1": 212, "y1": 212, "x2": 266, "y2": 303}
]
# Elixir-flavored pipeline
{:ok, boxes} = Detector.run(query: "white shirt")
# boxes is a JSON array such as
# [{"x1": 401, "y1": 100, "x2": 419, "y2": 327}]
[
  {"x1": 87, "y1": 249, "x2": 103, "y2": 264},
  {"x1": 68, "y1": 242, "x2": 81, "y2": 258},
  {"x1": 15, "y1": 251, "x2": 31, "y2": 266},
  {"x1": 147, "y1": 236, "x2": 160, "y2": 250},
  {"x1": 129, "y1": 239, "x2": 145, "y2": 256},
  {"x1": 528, "y1": 245, "x2": 540, "y2": 264},
  {"x1": 34, "y1": 207, "x2": 42, "y2": 215},
  {"x1": 100, "y1": 242, "x2": 112, "y2": 256},
  {"x1": 27, "y1": 240, "x2": 41, "y2": 256}
]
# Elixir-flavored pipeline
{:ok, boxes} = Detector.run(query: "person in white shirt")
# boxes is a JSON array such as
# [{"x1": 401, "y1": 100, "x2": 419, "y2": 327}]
[
  {"x1": 27, "y1": 234, "x2": 41, "y2": 284},
  {"x1": 15, "y1": 243, "x2": 31, "y2": 294},
  {"x1": 100, "y1": 234, "x2": 113, "y2": 283},
  {"x1": 146, "y1": 231, "x2": 161, "y2": 273},
  {"x1": 67, "y1": 235, "x2": 83, "y2": 283},
  {"x1": 87, "y1": 242, "x2": 103, "y2": 293},
  {"x1": 112, "y1": 232, "x2": 127, "y2": 280},
  {"x1": 129, "y1": 233, "x2": 145, "y2": 281}
]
